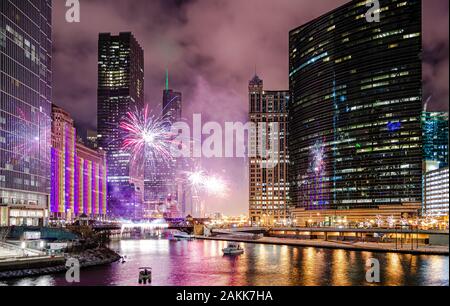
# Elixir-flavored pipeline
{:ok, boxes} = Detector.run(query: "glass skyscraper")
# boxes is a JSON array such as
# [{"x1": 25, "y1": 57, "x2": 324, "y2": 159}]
[
  {"x1": 97, "y1": 32, "x2": 144, "y2": 218},
  {"x1": 144, "y1": 71, "x2": 184, "y2": 218},
  {"x1": 422, "y1": 112, "x2": 449, "y2": 172},
  {"x1": 289, "y1": 0, "x2": 423, "y2": 220},
  {"x1": 0, "y1": 0, "x2": 52, "y2": 226}
]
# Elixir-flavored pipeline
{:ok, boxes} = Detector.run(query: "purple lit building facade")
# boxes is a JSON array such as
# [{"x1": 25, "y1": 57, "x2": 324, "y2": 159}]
[{"x1": 51, "y1": 105, "x2": 107, "y2": 221}]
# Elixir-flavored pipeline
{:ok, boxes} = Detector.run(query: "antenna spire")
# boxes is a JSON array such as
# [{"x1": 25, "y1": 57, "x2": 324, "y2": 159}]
[{"x1": 165, "y1": 68, "x2": 169, "y2": 91}]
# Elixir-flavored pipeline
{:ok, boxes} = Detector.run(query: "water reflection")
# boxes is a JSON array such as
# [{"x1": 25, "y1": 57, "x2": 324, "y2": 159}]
[{"x1": 1, "y1": 239, "x2": 448, "y2": 286}]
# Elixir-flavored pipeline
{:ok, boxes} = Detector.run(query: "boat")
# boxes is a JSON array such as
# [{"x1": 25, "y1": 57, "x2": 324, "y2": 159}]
[
  {"x1": 173, "y1": 232, "x2": 195, "y2": 240},
  {"x1": 138, "y1": 267, "x2": 152, "y2": 285},
  {"x1": 222, "y1": 242, "x2": 244, "y2": 255}
]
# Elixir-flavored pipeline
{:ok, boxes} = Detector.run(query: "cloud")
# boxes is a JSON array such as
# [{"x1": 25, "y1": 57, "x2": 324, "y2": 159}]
[{"x1": 423, "y1": 0, "x2": 449, "y2": 111}]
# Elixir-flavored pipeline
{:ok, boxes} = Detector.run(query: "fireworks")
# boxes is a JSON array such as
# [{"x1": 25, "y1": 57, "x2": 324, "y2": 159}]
[
  {"x1": 187, "y1": 170, "x2": 206, "y2": 190},
  {"x1": 311, "y1": 141, "x2": 325, "y2": 174},
  {"x1": 120, "y1": 105, "x2": 175, "y2": 164},
  {"x1": 187, "y1": 170, "x2": 228, "y2": 198}
]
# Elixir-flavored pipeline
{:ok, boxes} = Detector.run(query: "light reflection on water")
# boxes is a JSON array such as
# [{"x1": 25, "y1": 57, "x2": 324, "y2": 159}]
[{"x1": 1, "y1": 239, "x2": 448, "y2": 286}]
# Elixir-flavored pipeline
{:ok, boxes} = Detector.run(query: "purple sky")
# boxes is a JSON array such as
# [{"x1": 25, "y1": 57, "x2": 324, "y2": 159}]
[{"x1": 53, "y1": 0, "x2": 449, "y2": 215}]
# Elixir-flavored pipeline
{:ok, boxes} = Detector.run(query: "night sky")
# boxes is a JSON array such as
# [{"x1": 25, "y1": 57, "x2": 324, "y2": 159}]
[{"x1": 52, "y1": 0, "x2": 449, "y2": 215}]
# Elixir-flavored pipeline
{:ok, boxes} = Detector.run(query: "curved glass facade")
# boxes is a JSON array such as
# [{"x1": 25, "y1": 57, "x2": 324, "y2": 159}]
[{"x1": 289, "y1": 0, "x2": 423, "y2": 211}]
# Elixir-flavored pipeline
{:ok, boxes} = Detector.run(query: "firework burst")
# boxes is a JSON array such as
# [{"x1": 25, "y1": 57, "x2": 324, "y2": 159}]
[
  {"x1": 120, "y1": 105, "x2": 176, "y2": 165},
  {"x1": 186, "y1": 169, "x2": 229, "y2": 198},
  {"x1": 311, "y1": 140, "x2": 325, "y2": 175}
]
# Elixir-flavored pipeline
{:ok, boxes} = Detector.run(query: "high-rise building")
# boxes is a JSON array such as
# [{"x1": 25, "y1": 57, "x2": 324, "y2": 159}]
[
  {"x1": 163, "y1": 70, "x2": 182, "y2": 124},
  {"x1": 86, "y1": 130, "x2": 99, "y2": 149},
  {"x1": 73, "y1": 128, "x2": 99, "y2": 150},
  {"x1": 423, "y1": 167, "x2": 449, "y2": 219},
  {"x1": 97, "y1": 32, "x2": 144, "y2": 218},
  {"x1": 422, "y1": 112, "x2": 449, "y2": 172},
  {"x1": 144, "y1": 71, "x2": 184, "y2": 218},
  {"x1": 0, "y1": 0, "x2": 52, "y2": 226},
  {"x1": 289, "y1": 0, "x2": 423, "y2": 225},
  {"x1": 50, "y1": 105, "x2": 107, "y2": 221},
  {"x1": 248, "y1": 75, "x2": 290, "y2": 226}
]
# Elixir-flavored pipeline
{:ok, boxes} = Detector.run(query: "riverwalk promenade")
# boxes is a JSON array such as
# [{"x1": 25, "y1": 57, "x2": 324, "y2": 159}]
[{"x1": 197, "y1": 235, "x2": 449, "y2": 256}]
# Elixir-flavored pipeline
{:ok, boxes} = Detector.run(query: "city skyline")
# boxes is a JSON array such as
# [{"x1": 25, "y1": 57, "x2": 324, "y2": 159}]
[
  {"x1": 0, "y1": 0, "x2": 448, "y2": 289},
  {"x1": 52, "y1": 0, "x2": 448, "y2": 216}
]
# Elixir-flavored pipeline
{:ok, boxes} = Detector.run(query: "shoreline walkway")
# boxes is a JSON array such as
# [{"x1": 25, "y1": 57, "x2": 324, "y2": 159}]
[{"x1": 197, "y1": 235, "x2": 449, "y2": 256}]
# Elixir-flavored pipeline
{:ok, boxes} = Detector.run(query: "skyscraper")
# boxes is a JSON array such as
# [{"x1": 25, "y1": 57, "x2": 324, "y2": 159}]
[
  {"x1": 248, "y1": 75, "x2": 290, "y2": 226},
  {"x1": 163, "y1": 70, "x2": 182, "y2": 124},
  {"x1": 289, "y1": 0, "x2": 423, "y2": 224},
  {"x1": 422, "y1": 112, "x2": 449, "y2": 172},
  {"x1": 144, "y1": 71, "x2": 183, "y2": 218},
  {"x1": 423, "y1": 167, "x2": 449, "y2": 219},
  {"x1": 97, "y1": 32, "x2": 144, "y2": 218},
  {"x1": 0, "y1": 0, "x2": 52, "y2": 226}
]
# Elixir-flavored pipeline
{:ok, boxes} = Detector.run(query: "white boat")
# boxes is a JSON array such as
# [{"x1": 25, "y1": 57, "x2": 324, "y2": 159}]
[
  {"x1": 222, "y1": 242, "x2": 244, "y2": 255},
  {"x1": 173, "y1": 232, "x2": 195, "y2": 240}
]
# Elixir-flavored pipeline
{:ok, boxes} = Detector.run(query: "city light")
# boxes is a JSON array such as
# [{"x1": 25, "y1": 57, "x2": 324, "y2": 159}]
[{"x1": 0, "y1": 0, "x2": 448, "y2": 290}]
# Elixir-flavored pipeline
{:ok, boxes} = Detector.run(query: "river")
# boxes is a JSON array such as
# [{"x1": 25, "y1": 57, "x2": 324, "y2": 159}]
[{"x1": 1, "y1": 239, "x2": 448, "y2": 286}]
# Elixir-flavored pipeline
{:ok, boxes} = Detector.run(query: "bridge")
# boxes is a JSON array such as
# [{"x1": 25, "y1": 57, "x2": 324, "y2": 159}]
[
  {"x1": 91, "y1": 219, "x2": 198, "y2": 234},
  {"x1": 212, "y1": 227, "x2": 267, "y2": 235}
]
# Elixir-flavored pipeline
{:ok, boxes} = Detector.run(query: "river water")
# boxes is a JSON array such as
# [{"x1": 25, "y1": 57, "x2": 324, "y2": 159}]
[{"x1": 1, "y1": 239, "x2": 448, "y2": 286}]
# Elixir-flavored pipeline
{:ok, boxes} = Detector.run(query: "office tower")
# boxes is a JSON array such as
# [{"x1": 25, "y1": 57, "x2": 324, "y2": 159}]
[
  {"x1": 422, "y1": 112, "x2": 449, "y2": 172},
  {"x1": 289, "y1": 0, "x2": 423, "y2": 225},
  {"x1": 423, "y1": 167, "x2": 449, "y2": 219},
  {"x1": 74, "y1": 128, "x2": 99, "y2": 150},
  {"x1": 51, "y1": 105, "x2": 107, "y2": 221},
  {"x1": 163, "y1": 70, "x2": 182, "y2": 124},
  {"x1": 97, "y1": 32, "x2": 144, "y2": 218},
  {"x1": 424, "y1": 167, "x2": 449, "y2": 222},
  {"x1": 248, "y1": 75, "x2": 290, "y2": 226},
  {"x1": 86, "y1": 130, "x2": 99, "y2": 149},
  {"x1": 144, "y1": 71, "x2": 184, "y2": 218},
  {"x1": 0, "y1": 0, "x2": 52, "y2": 226}
]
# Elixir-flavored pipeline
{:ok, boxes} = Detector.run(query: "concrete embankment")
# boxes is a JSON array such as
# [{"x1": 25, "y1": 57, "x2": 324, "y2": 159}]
[
  {"x1": 197, "y1": 236, "x2": 449, "y2": 256},
  {"x1": 0, "y1": 248, "x2": 121, "y2": 280}
]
